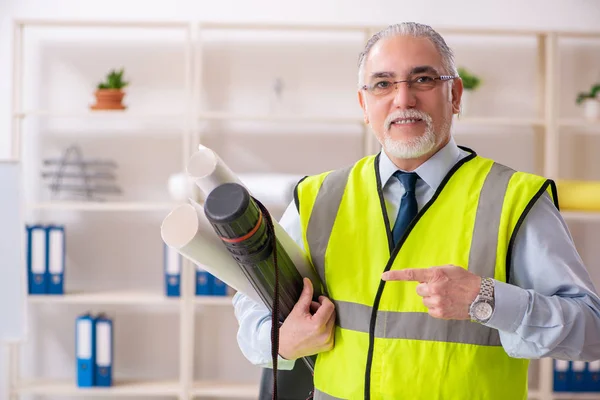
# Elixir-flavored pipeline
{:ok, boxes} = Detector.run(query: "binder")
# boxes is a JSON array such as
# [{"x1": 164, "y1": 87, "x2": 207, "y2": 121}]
[
  {"x1": 588, "y1": 360, "x2": 600, "y2": 392},
  {"x1": 94, "y1": 314, "x2": 113, "y2": 387},
  {"x1": 76, "y1": 314, "x2": 96, "y2": 387},
  {"x1": 553, "y1": 359, "x2": 570, "y2": 392},
  {"x1": 212, "y1": 276, "x2": 228, "y2": 296},
  {"x1": 195, "y1": 265, "x2": 211, "y2": 296},
  {"x1": 164, "y1": 244, "x2": 181, "y2": 297},
  {"x1": 26, "y1": 224, "x2": 47, "y2": 294},
  {"x1": 47, "y1": 225, "x2": 65, "y2": 295},
  {"x1": 571, "y1": 360, "x2": 587, "y2": 392}
]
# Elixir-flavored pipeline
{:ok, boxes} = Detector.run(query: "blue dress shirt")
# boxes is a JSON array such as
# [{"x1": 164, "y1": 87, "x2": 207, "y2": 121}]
[{"x1": 232, "y1": 137, "x2": 600, "y2": 370}]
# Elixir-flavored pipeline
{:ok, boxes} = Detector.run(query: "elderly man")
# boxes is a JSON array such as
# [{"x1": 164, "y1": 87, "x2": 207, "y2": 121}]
[{"x1": 233, "y1": 22, "x2": 600, "y2": 399}]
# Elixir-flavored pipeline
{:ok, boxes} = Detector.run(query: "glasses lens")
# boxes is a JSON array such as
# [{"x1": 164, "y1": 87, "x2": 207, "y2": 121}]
[
  {"x1": 371, "y1": 81, "x2": 394, "y2": 96},
  {"x1": 411, "y1": 76, "x2": 437, "y2": 91}
]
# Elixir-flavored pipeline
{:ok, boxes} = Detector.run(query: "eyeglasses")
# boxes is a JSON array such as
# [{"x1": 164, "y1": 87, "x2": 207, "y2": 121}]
[{"x1": 361, "y1": 75, "x2": 458, "y2": 96}]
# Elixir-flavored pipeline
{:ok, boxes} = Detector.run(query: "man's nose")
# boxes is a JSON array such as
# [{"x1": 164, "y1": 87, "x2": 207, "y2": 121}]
[{"x1": 392, "y1": 82, "x2": 417, "y2": 108}]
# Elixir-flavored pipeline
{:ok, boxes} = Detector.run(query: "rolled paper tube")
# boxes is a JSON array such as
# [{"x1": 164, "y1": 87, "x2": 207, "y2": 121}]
[
  {"x1": 556, "y1": 180, "x2": 600, "y2": 212},
  {"x1": 185, "y1": 145, "x2": 324, "y2": 298},
  {"x1": 160, "y1": 202, "x2": 263, "y2": 304},
  {"x1": 186, "y1": 144, "x2": 245, "y2": 201}
]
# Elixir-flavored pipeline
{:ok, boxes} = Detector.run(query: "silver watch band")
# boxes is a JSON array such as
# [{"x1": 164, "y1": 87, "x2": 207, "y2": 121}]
[{"x1": 480, "y1": 277, "x2": 494, "y2": 299}]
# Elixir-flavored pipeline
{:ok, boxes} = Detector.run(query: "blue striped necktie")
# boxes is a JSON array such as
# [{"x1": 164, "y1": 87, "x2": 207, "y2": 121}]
[{"x1": 391, "y1": 171, "x2": 419, "y2": 246}]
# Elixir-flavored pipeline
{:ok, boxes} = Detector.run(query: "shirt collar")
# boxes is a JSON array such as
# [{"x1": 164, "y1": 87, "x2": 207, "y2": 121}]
[{"x1": 379, "y1": 136, "x2": 462, "y2": 192}]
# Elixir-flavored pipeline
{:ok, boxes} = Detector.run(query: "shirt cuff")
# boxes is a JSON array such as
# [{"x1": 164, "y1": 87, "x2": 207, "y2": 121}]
[
  {"x1": 274, "y1": 355, "x2": 297, "y2": 370},
  {"x1": 484, "y1": 280, "x2": 529, "y2": 333}
]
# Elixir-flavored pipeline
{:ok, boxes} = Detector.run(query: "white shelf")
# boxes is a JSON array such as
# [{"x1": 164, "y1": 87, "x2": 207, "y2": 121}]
[
  {"x1": 191, "y1": 381, "x2": 259, "y2": 398},
  {"x1": 16, "y1": 19, "x2": 190, "y2": 29},
  {"x1": 527, "y1": 390, "x2": 600, "y2": 400},
  {"x1": 14, "y1": 110, "x2": 187, "y2": 121},
  {"x1": 560, "y1": 119, "x2": 600, "y2": 129},
  {"x1": 26, "y1": 292, "x2": 236, "y2": 306},
  {"x1": 194, "y1": 295, "x2": 235, "y2": 306},
  {"x1": 529, "y1": 390, "x2": 542, "y2": 399},
  {"x1": 552, "y1": 393, "x2": 600, "y2": 399},
  {"x1": 454, "y1": 117, "x2": 545, "y2": 127},
  {"x1": 28, "y1": 290, "x2": 180, "y2": 306},
  {"x1": 15, "y1": 379, "x2": 181, "y2": 396},
  {"x1": 562, "y1": 211, "x2": 600, "y2": 222},
  {"x1": 198, "y1": 111, "x2": 364, "y2": 125},
  {"x1": 27, "y1": 201, "x2": 180, "y2": 212}
]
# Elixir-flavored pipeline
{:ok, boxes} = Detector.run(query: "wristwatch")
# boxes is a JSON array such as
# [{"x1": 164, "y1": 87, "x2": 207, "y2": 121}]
[{"x1": 469, "y1": 277, "x2": 495, "y2": 324}]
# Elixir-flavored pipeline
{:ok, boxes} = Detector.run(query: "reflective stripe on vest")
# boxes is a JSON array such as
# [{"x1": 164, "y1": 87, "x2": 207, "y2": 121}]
[
  {"x1": 306, "y1": 162, "x2": 514, "y2": 344},
  {"x1": 314, "y1": 389, "x2": 345, "y2": 400}
]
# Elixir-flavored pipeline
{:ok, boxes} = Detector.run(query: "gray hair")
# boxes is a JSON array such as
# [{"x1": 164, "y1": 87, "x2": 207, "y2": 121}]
[{"x1": 357, "y1": 22, "x2": 458, "y2": 87}]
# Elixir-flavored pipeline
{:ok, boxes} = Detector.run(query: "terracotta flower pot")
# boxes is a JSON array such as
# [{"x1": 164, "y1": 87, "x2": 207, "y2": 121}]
[{"x1": 91, "y1": 89, "x2": 126, "y2": 110}]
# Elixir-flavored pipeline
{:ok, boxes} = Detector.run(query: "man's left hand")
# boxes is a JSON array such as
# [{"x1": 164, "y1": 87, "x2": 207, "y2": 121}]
[{"x1": 381, "y1": 265, "x2": 482, "y2": 320}]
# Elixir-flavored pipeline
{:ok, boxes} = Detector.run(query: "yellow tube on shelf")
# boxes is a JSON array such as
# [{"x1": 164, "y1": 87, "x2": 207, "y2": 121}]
[{"x1": 556, "y1": 180, "x2": 600, "y2": 212}]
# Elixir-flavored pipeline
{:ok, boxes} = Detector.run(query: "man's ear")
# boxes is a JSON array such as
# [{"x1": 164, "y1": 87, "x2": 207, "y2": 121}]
[
  {"x1": 358, "y1": 90, "x2": 369, "y2": 124},
  {"x1": 452, "y1": 78, "x2": 464, "y2": 115}
]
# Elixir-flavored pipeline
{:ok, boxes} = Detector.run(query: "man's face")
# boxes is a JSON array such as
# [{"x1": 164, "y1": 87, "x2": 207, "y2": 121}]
[{"x1": 358, "y1": 35, "x2": 462, "y2": 160}]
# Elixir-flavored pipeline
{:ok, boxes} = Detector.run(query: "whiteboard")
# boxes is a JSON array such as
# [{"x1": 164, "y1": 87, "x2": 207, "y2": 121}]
[{"x1": 0, "y1": 161, "x2": 27, "y2": 342}]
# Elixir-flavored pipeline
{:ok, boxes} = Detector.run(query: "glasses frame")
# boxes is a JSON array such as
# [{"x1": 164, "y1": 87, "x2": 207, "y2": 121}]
[{"x1": 360, "y1": 74, "x2": 458, "y2": 94}]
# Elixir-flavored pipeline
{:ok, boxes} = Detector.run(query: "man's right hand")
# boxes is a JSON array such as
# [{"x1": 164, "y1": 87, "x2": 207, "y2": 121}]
[{"x1": 278, "y1": 277, "x2": 336, "y2": 360}]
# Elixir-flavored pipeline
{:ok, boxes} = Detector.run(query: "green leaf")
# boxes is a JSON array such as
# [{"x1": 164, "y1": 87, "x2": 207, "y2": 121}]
[
  {"x1": 98, "y1": 67, "x2": 129, "y2": 89},
  {"x1": 458, "y1": 67, "x2": 481, "y2": 90}
]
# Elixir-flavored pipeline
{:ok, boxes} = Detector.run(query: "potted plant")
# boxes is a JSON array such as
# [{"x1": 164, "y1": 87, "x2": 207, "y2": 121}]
[
  {"x1": 90, "y1": 68, "x2": 129, "y2": 110},
  {"x1": 576, "y1": 83, "x2": 600, "y2": 121},
  {"x1": 458, "y1": 67, "x2": 481, "y2": 116}
]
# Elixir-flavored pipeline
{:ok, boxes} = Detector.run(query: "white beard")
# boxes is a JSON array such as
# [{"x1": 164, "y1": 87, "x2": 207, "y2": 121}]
[
  {"x1": 379, "y1": 109, "x2": 450, "y2": 159},
  {"x1": 383, "y1": 126, "x2": 437, "y2": 159}
]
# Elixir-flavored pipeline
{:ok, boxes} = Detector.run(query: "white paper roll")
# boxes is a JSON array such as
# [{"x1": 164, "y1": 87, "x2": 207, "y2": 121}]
[
  {"x1": 184, "y1": 144, "x2": 324, "y2": 298},
  {"x1": 160, "y1": 202, "x2": 263, "y2": 304},
  {"x1": 187, "y1": 144, "x2": 246, "y2": 199}
]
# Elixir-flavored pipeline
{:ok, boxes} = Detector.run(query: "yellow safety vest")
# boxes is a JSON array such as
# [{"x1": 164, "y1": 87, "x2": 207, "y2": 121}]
[{"x1": 295, "y1": 147, "x2": 559, "y2": 400}]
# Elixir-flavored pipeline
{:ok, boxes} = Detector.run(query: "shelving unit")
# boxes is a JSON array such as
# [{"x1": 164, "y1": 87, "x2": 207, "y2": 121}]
[
  {"x1": 15, "y1": 379, "x2": 182, "y2": 397},
  {"x1": 6, "y1": 18, "x2": 600, "y2": 400}
]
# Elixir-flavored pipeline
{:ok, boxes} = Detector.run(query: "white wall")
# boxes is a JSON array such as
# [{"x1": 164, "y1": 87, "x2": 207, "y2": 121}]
[{"x1": 2, "y1": 1, "x2": 600, "y2": 399}]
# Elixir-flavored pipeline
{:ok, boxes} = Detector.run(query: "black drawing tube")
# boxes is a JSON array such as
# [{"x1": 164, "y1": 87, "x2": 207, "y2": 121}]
[{"x1": 204, "y1": 182, "x2": 317, "y2": 372}]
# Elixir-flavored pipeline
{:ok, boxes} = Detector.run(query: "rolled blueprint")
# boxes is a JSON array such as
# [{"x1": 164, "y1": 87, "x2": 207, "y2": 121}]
[
  {"x1": 186, "y1": 144, "x2": 324, "y2": 298},
  {"x1": 160, "y1": 201, "x2": 263, "y2": 304},
  {"x1": 556, "y1": 179, "x2": 600, "y2": 212}
]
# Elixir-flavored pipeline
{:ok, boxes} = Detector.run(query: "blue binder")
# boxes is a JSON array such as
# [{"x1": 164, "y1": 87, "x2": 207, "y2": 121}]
[
  {"x1": 94, "y1": 314, "x2": 113, "y2": 387},
  {"x1": 589, "y1": 360, "x2": 600, "y2": 392},
  {"x1": 195, "y1": 266, "x2": 211, "y2": 296},
  {"x1": 26, "y1": 224, "x2": 47, "y2": 294},
  {"x1": 212, "y1": 276, "x2": 228, "y2": 296},
  {"x1": 571, "y1": 361, "x2": 587, "y2": 392},
  {"x1": 76, "y1": 314, "x2": 96, "y2": 387},
  {"x1": 553, "y1": 359, "x2": 570, "y2": 392},
  {"x1": 46, "y1": 225, "x2": 65, "y2": 295},
  {"x1": 164, "y1": 244, "x2": 181, "y2": 297}
]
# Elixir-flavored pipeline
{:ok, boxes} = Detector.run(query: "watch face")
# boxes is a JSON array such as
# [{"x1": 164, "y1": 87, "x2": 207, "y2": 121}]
[{"x1": 474, "y1": 302, "x2": 493, "y2": 320}]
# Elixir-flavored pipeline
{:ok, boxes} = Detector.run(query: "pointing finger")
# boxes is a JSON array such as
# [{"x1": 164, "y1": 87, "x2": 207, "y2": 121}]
[{"x1": 382, "y1": 268, "x2": 432, "y2": 283}]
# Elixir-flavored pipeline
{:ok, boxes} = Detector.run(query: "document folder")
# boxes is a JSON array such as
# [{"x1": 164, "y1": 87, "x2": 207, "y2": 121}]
[
  {"x1": 26, "y1": 224, "x2": 47, "y2": 294},
  {"x1": 212, "y1": 276, "x2": 228, "y2": 296},
  {"x1": 553, "y1": 359, "x2": 570, "y2": 392},
  {"x1": 76, "y1": 313, "x2": 96, "y2": 387},
  {"x1": 164, "y1": 243, "x2": 181, "y2": 297},
  {"x1": 571, "y1": 361, "x2": 587, "y2": 392},
  {"x1": 47, "y1": 225, "x2": 65, "y2": 295},
  {"x1": 95, "y1": 314, "x2": 113, "y2": 387},
  {"x1": 195, "y1": 266, "x2": 211, "y2": 296}
]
